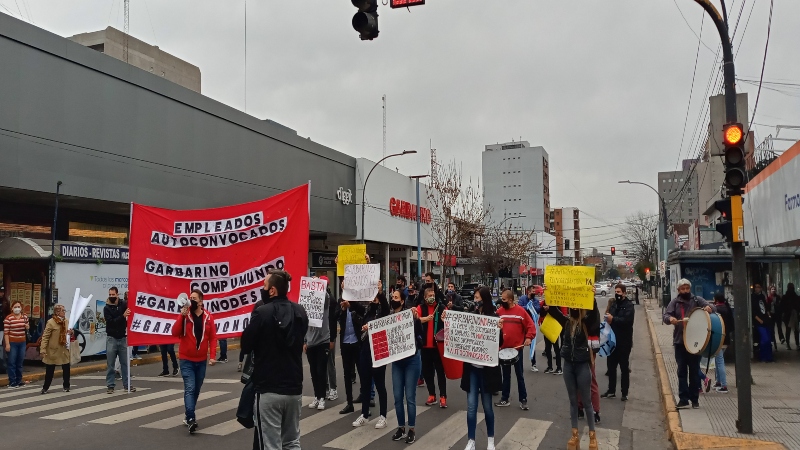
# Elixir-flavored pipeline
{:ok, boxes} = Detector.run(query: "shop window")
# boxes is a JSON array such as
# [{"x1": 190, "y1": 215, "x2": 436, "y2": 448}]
[
  {"x1": 69, "y1": 222, "x2": 128, "y2": 245},
  {"x1": 0, "y1": 222, "x2": 52, "y2": 239}
]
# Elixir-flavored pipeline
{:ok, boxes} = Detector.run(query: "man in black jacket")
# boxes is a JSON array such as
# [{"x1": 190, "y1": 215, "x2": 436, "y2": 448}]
[
  {"x1": 337, "y1": 282, "x2": 366, "y2": 414},
  {"x1": 602, "y1": 284, "x2": 635, "y2": 401},
  {"x1": 241, "y1": 270, "x2": 309, "y2": 450},
  {"x1": 103, "y1": 286, "x2": 135, "y2": 394}
]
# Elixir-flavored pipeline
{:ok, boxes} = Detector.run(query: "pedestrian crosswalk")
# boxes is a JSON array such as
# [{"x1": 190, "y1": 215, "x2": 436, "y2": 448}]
[{"x1": 0, "y1": 378, "x2": 622, "y2": 449}]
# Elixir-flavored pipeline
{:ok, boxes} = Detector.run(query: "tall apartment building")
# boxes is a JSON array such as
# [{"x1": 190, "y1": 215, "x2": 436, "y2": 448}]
[
  {"x1": 69, "y1": 27, "x2": 201, "y2": 93},
  {"x1": 550, "y1": 207, "x2": 581, "y2": 263},
  {"x1": 658, "y1": 165, "x2": 699, "y2": 224},
  {"x1": 482, "y1": 141, "x2": 550, "y2": 233}
]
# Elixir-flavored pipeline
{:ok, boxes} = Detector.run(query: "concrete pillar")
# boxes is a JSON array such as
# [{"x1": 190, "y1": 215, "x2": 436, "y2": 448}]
[
  {"x1": 385, "y1": 243, "x2": 390, "y2": 293},
  {"x1": 406, "y1": 247, "x2": 411, "y2": 279}
]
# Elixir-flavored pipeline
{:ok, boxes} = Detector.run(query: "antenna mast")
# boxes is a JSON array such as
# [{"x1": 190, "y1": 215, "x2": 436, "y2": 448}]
[
  {"x1": 123, "y1": 0, "x2": 130, "y2": 63},
  {"x1": 382, "y1": 94, "x2": 387, "y2": 166}
]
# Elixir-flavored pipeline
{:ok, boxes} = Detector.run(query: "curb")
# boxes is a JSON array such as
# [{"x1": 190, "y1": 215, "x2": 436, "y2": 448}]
[
  {"x1": 644, "y1": 299, "x2": 787, "y2": 450},
  {"x1": 1, "y1": 343, "x2": 240, "y2": 388}
]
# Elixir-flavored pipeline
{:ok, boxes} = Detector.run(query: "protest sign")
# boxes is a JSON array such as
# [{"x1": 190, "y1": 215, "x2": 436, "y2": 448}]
[
  {"x1": 368, "y1": 309, "x2": 416, "y2": 367},
  {"x1": 337, "y1": 244, "x2": 367, "y2": 276},
  {"x1": 598, "y1": 319, "x2": 617, "y2": 357},
  {"x1": 540, "y1": 314, "x2": 563, "y2": 343},
  {"x1": 299, "y1": 277, "x2": 327, "y2": 328},
  {"x1": 543, "y1": 265, "x2": 595, "y2": 309},
  {"x1": 443, "y1": 310, "x2": 500, "y2": 367},
  {"x1": 342, "y1": 264, "x2": 380, "y2": 302},
  {"x1": 127, "y1": 184, "x2": 310, "y2": 346}
]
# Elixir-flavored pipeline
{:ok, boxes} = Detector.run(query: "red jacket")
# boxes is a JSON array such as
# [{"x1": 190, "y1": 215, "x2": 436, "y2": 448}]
[
  {"x1": 498, "y1": 304, "x2": 536, "y2": 349},
  {"x1": 172, "y1": 310, "x2": 218, "y2": 362}
]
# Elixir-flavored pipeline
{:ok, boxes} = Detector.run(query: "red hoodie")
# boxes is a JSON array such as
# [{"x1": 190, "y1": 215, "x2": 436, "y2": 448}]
[
  {"x1": 172, "y1": 310, "x2": 218, "y2": 362},
  {"x1": 498, "y1": 304, "x2": 536, "y2": 349}
]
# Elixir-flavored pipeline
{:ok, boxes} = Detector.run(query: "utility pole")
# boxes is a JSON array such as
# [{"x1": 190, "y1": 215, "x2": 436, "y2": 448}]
[
  {"x1": 691, "y1": 0, "x2": 751, "y2": 434},
  {"x1": 382, "y1": 95, "x2": 387, "y2": 165}
]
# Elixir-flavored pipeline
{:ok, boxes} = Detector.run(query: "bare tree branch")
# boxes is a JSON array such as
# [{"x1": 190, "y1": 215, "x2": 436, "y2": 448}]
[{"x1": 622, "y1": 211, "x2": 658, "y2": 265}]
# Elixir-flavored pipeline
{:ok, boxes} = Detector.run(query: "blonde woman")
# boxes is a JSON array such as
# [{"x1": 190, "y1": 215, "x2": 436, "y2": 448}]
[{"x1": 40, "y1": 304, "x2": 74, "y2": 394}]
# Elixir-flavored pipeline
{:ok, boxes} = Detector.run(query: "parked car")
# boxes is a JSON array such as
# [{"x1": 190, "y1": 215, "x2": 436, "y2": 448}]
[
  {"x1": 459, "y1": 283, "x2": 481, "y2": 299},
  {"x1": 594, "y1": 283, "x2": 609, "y2": 296}
]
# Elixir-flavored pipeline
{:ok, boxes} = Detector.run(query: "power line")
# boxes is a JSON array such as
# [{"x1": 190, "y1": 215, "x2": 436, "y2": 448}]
[
  {"x1": 674, "y1": 10, "x2": 705, "y2": 173},
  {"x1": 746, "y1": 0, "x2": 774, "y2": 146}
]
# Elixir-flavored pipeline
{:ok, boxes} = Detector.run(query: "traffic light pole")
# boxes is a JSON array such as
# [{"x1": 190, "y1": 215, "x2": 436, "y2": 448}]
[{"x1": 691, "y1": 0, "x2": 751, "y2": 434}]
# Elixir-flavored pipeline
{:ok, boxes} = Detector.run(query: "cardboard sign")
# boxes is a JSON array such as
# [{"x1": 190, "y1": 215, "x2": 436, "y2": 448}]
[
  {"x1": 337, "y1": 244, "x2": 367, "y2": 276},
  {"x1": 544, "y1": 265, "x2": 595, "y2": 309},
  {"x1": 540, "y1": 314, "x2": 563, "y2": 343},
  {"x1": 299, "y1": 277, "x2": 327, "y2": 328},
  {"x1": 342, "y1": 264, "x2": 380, "y2": 302},
  {"x1": 126, "y1": 184, "x2": 310, "y2": 346},
  {"x1": 443, "y1": 310, "x2": 500, "y2": 367},
  {"x1": 368, "y1": 309, "x2": 416, "y2": 367}
]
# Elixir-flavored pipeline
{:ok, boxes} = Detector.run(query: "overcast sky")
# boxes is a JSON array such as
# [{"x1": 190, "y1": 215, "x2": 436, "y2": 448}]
[{"x1": 5, "y1": 0, "x2": 798, "y2": 251}]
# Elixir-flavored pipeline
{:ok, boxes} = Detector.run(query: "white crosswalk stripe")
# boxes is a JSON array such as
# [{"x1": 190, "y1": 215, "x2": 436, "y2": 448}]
[
  {"x1": 141, "y1": 397, "x2": 240, "y2": 429},
  {"x1": 413, "y1": 410, "x2": 483, "y2": 450},
  {"x1": 496, "y1": 418, "x2": 552, "y2": 450},
  {"x1": 581, "y1": 426, "x2": 620, "y2": 450},
  {"x1": 324, "y1": 409, "x2": 407, "y2": 450},
  {"x1": 90, "y1": 391, "x2": 228, "y2": 425},
  {"x1": 0, "y1": 385, "x2": 40, "y2": 399},
  {"x1": 0, "y1": 386, "x2": 100, "y2": 409},
  {"x1": 76, "y1": 375, "x2": 239, "y2": 384},
  {"x1": 0, "y1": 388, "x2": 151, "y2": 417},
  {"x1": 43, "y1": 389, "x2": 184, "y2": 420}
]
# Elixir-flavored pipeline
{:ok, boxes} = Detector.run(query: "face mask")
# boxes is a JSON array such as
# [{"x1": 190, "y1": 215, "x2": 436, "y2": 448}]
[
  {"x1": 570, "y1": 309, "x2": 580, "y2": 319},
  {"x1": 108, "y1": 297, "x2": 116, "y2": 303},
  {"x1": 425, "y1": 297, "x2": 435, "y2": 305},
  {"x1": 390, "y1": 300, "x2": 402, "y2": 310},
  {"x1": 679, "y1": 292, "x2": 691, "y2": 300},
  {"x1": 502, "y1": 300, "x2": 512, "y2": 309},
  {"x1": 615, "y1": 294, "x2": 623, "y2": 301},
  {"x1": 190, "y1": 300, "x2": 199, "y2": 311},
  {"x1": 13, "y1": 307, "x2": 21, "y2": 314}
]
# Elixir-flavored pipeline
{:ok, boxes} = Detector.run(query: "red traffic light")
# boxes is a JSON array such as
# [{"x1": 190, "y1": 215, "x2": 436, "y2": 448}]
[
  {"x1": 611, "y1": 246, "x2": 616, "y2": 256},
  {"x1": 723, "y1": 123, "x2": 743, "y2": 146}
]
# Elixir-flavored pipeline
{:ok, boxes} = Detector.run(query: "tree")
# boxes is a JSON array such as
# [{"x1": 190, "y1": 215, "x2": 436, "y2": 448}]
[
  {"x1": 427, "y1": 158, "x2": 489, "y2": 283},
  {"x1": 478, "y1": 224, "x2": 537, "y2": 280},
  {"x1": 635, "y1": 260, "x2": 655, "y2": 281},
  {"x1": 607, "y1": 267, "x2": 620, "y2": 279},
  {"x1": 622, "y1": 211, "x2": 659, "y2": 266}
]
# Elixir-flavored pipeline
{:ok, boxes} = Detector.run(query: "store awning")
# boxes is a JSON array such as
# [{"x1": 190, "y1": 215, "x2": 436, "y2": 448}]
[
  {"x1": 0, "y1": 238, "x2": 129, "y2": 263},
  {"x1": 0, "y1": 237, "x2": 52, "y2": 260}
]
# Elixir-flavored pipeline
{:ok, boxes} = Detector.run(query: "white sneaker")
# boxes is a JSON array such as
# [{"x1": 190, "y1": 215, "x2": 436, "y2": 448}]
[
  {"x1": 327, "y1": 388, "x2": 339, "y2": 401},
  {"x1": 487, "y1": 436, "x2": 495, "y2": 450},
  {"x1": 374, "y1": 415, "x2": 387, "y2": 429},
  {"x1": 317, "y1": 398, "x2": 326, "y2": 410},
  {"x1": 464, "y1": 439, "x2": 476, "y2": 450},
  {"x1": 352, "y1": 415, "x2": 369, "y2": 427},
  {"x1": 531, "y1": 365, "x2": 539, "y2": 373},
  {"x1": 308, "y1": 398, "x2": 320, "y2": 409}
]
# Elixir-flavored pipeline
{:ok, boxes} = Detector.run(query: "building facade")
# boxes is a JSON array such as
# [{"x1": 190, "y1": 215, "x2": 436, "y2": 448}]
[
  {"x1": 550, "y1": 207, "x2": 581, "y2": 263},
  {"x1": 658, "y1": 168, "x2": 699, "y2": 224},
  {"x1": 482, "y1": 141, "x2": 550, "y2": 233}
]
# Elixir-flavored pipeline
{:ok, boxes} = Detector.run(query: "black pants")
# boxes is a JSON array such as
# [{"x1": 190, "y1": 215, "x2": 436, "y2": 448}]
[
  {"x1": 545, "y1": 337, "x2": 562, "y2": 370},
  {"x1": 607, "y1": 344, "x2": 631, "y2": 396},
  {"x1": 160, "y1": 344, "x2": 178, "y2": 372},
  {"x1": 43, "y1": 363, "x2": 70, "y2": 391},
  {"x1": 674, "y1": 344, "x2": 700, "y2": 404},
  {"x1": 358, "y1": 343, "x2": 387, "y2": 418},
  {"x1": 775, "y1": 318, "x2": 785, "y2": 342},
  {"x1": 306, "y1": 343, "x2": 329, "y2": 400},
  {"x1": 341, "y1": 342, "x2": 362, "y2": 404},
  {"x1": 421, "y1": 347, "x2": 447, "y2": 398}
]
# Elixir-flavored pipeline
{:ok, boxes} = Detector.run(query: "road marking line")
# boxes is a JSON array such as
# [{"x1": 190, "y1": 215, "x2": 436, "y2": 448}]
[
  {"x1": 496, "y1": 418, "x2": 552, "y2": 450},
  {"x1": 141, "y1": 397, "x2": 240, "y2": 429},
  {"x1": 0, "y1": 388, "x2": 150, "y2": 417},
  {"x1": 323, "y1": 408, "x2": 412, "y2": 450},
  {"x1": 195, "y1": 418, "x2": 245, "y2": 436},
  {"x1": 42, "y1": 389, "x2": 184, "y2": 420},
  {"x1": 0, "y1": 386, "x2": 99, "y2": 409},
  {"x1": 90, "y1": 391, "x2": 228, "y2": 425},
  {"x1": 74, "y1": 375, "x2": 240, "y2": 384},
  {"x1": 408, "y1": 410, "x2": 480, "y2": 450},
  {"x1": 0, "y1": 385, "x2": 41, "y2": 399},
  {"x1": 581, "y1": 426, "x2": 620, "y2": 450}
]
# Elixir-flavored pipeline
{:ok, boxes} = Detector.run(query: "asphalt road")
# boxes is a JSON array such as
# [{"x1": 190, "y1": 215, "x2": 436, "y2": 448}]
[{"x1": 1, "y1": 295, "x2": 671, "y2": 450}]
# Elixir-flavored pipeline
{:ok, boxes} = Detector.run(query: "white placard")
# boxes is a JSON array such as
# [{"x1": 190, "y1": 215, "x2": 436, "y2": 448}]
[
  {"x1": 299, "y1": 277, "x2": 327, "y2": 328},
  {"x1": 368, "y1": 309, "x2": 416, "y2": 367},
  {"x1": 443, "y1": 310, "x2": 500, "y2": 367},
  {"x1": 342, "y1": 264, "x2": 380, "y2": 302}
]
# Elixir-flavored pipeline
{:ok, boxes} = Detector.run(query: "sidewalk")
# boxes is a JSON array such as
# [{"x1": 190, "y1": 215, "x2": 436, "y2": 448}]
[
  {"x1": 645, "y1": 297, "x2": 793, "y2": 450},
  {"x1": 1, "y1": 341, "x2": 240, "y2": 387}
]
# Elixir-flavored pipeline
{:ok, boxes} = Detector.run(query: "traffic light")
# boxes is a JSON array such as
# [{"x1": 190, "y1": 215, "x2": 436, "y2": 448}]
[
  {"x1": 714, "y1": 195, "x2": 744, "y2": 243},
  {"x1": 611, "y1": 246, "x2": 616, "y2": 256},
  {"x1": 352, "y1": 0, "x2": 379, "y2": 40},
  {"x1": 645, "y1": 267, "x2": 651, "y2": 279},
  {"x1": 723, "y1": 123, "x2": 746, "y2": 195}
]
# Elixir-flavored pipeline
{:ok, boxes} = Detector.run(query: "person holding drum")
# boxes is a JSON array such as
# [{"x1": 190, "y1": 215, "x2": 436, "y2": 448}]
[
  {"x1": 663, "y1": 278, "x2": 714, "y2": 409},
  {"x1": 495, "y1": 289, "x2": 536, "y2": 410}
]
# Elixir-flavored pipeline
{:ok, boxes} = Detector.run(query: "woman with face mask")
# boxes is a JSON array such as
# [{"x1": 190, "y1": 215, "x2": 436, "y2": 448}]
[
  {"x1": 4, "y1": 300, "x2": 29, "y2": 388},
  {"x1": 543, "y1": 295, "x2": 601, "y2": 450},
  {"x1": 388, "y1": 289, "x2": 422, "y2": 443},
  {"x1": 416, "y1": 287, "x2": 448, "y2": 408},
  {"x1": 352, "y1": 291, "x2": 391, "y2": 429},
  {"x1": 39, "y1": 304, "x2": 74, "y2": 394}
]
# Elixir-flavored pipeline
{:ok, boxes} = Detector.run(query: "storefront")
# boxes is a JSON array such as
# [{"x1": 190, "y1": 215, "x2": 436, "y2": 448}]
[{"x1": 355, "y1": 158, "x2": 436, "y2": 288}]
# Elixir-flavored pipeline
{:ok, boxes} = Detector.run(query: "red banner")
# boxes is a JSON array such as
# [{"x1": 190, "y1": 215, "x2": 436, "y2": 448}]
[{"x1": 126, "y1": 184, "x2": 310, "y2": 346}]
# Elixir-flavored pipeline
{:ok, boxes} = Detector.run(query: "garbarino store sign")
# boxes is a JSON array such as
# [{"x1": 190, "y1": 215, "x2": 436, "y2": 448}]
[
  {"x1": 744, "y1": 142, "x2": 800, "y2": 247},
  {"x1": 389, "y1": 197, "x2": 432, "y2": 224}
]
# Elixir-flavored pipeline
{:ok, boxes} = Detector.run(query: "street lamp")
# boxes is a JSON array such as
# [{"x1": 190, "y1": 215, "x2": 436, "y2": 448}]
[
  {"x1": 361, "y1": 150, "x2": 417, "y2": 244},
  {"x1": 409, "y1": 174, "x2": 429, "y2": 280}
]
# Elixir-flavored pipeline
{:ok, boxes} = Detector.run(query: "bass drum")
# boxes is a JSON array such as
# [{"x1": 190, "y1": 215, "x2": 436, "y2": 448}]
[{"x1": 683, "y1": 308, "x2": 725, "y2": 357}]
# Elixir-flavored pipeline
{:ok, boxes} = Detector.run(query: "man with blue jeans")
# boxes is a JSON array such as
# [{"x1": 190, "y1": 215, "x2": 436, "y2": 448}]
[
  {"x1": 103, "y1": 287, "x2": 135, "y2": 394},
  {"x1": 495, "y1": 290, "x2": 535, "y2": 410}
]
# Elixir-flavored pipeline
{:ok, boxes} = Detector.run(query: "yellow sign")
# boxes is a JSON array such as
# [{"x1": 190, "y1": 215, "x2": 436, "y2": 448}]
[
  {"x1": 540, "y1": 314, "x2": 563, "y2": 343},
  {"x1": 337, "y1": 244, "x2": 367, "y2": 276},
  {"x1": 544, "y1": 265, "x2": 595, "y2": 310}
]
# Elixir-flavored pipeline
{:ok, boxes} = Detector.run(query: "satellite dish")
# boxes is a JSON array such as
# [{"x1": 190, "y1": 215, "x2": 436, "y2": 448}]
[{"x1": 176, "y1": 293, "x2": 189, "y2": 308}]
